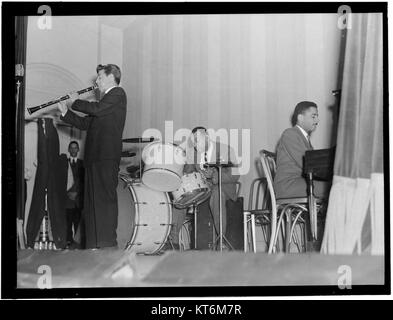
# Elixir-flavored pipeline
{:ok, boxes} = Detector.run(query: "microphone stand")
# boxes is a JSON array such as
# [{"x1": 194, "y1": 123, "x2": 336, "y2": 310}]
[{"x1": 15, "y1": 79, "x2": 22, "y2": 145}]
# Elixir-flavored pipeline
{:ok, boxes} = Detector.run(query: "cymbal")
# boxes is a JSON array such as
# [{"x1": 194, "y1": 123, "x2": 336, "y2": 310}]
[
  {"x1": 121, "y1": 151, "x2": 136, "y2": 157},
  {"x1": 122, "y1": 137, "x2": 156, "y2": 143},
  {"x1": 204, "y1": 161, "x2": 238, "y2": 168}
]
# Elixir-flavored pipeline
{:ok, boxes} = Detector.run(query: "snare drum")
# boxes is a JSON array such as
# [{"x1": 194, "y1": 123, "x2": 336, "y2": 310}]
[
  {"x1": 117, "y1": 176, "x2": 172, "y2": 254},
  {"x1": 141, "y1": 142, "x2": 186, "y2": 192},
  {"x1": 172, "y1": 172, "x2": 211, "y2": 209}
]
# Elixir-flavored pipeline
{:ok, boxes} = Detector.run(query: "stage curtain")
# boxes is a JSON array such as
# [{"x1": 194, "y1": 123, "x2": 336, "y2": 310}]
[
  {"x1": 321, "y1": 13, "x2": 384, "y2": 255},
  {"x1": 16, "y1": 16, "x2": 28, "y2": 248}
]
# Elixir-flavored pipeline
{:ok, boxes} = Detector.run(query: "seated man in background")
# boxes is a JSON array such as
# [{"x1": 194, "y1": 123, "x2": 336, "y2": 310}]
[
  {"x1": 274, "y1": 101, "x2": 331, "y2": 251},
  {"x1": 274, "y1": 101, "x2": 331, "y2": 199},
  {"x1": 168, "y1": 127, "x2": 240, "y2": 250}
]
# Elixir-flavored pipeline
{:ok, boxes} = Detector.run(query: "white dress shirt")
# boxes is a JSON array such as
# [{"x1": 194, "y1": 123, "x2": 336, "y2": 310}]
[
  {"x1": 199, "y1": 141, "x2": 214, "y2": 171},
  {"x1": 67, "y1": 158, "x2": 76, "y2": 191},
  {"x1": 296, "y1": 125, "x2": 312, "y2": 148}
]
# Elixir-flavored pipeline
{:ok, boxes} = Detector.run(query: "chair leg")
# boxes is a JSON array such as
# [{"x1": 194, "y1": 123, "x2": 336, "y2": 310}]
[
  {"x1": 285, "y1": 209, "x2": 292, "y2": 253},
  {"x1": 261, "y1": 221, "x2": 268, "y2": 247},
  {"x1": 273, "y1": 212, "x2": 285, "y2": 253},
  {"x1": 292, "y1": 225, "x2": 301, "y2": 252},
  {"x1": 243, "y1": 212, "x2": 248, "y2": 253},
  {"x1": 251, "y1": 214, "x2": 257, "y2": 253},
  {"x1": 279, "y1": 218, "x2": 286, "y2": 252}
]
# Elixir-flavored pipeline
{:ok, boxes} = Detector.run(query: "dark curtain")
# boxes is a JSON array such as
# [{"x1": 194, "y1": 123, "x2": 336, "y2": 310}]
[
  {"x1": 321, "y1": 13, "x2": 384, "y2": 255},
  {"x1": 15, "y1": 17, "x2": 28, "y2": 249},
  {"x1": 26, "y1": 118, "x2": 68, "y2": 249},
  {"x1": 15, "y1": 16, "x2": 27, "y2": 219}
]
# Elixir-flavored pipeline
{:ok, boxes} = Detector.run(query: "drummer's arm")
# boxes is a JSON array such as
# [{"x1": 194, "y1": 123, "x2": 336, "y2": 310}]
[{"x1": 184, "y1": 163, "x2": 197, "y2": 174}]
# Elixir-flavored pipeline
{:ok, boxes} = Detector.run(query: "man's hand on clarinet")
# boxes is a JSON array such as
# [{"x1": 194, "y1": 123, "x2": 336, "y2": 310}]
[
  {"x1": 67, "y1": 91, "x2": 79, "y2": 103},
  {"x1": 57, "y1": 100, "x2": 68, "y2": 114}
]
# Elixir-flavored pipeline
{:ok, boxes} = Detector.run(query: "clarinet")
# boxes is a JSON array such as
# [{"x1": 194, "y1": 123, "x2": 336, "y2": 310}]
[{"x1": 27, "y1": 84, "x2": 98, "y2": 115}]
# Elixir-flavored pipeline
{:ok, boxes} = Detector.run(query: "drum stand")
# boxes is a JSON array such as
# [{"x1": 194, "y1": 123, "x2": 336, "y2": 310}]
[
  {"x1": 189, "y1": 202, "x2": 199, "y2": 250},
  {"x1": 209, "y1": 164, "x2": 234, "y2": 252}
]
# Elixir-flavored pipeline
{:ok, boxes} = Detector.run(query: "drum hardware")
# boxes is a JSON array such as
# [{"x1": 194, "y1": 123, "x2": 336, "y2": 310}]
[
  {"x1": 121, "y1": 178, "x2": 134, "y2": 189},
  {"x1": 190, "y1": 202, "x2": 199, "y2": 250},
  {"x1": 122, "y1": 137, "x2": 155, "y2": 188},
  {"x1": 204, "y1": 161, "x2": 238, "y2": 252},
  {"x1": 121, "y1": 151, "x2": 136, "y2": 158},
  {"x1": 135, "y1": 223, "x2": 148, "y2": 227},
  {"x1": 126, "y1": 164, "x2": 143, "y2": 180}
]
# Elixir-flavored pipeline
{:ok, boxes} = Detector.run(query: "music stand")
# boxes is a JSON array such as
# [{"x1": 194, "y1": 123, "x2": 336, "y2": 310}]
[{"x1": 205, "y1": 161, "x2": 237, "y2": 252}]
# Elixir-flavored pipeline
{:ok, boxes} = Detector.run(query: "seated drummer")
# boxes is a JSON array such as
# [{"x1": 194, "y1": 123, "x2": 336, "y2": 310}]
[
  {"x1": 167, "y1": 126, "x2": 240, "y2": 250},
  {"x1": 274, "y1": 101, "x2": 331, "y2": 199}
]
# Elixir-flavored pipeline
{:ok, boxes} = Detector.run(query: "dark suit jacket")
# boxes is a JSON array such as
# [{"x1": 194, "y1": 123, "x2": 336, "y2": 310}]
[
  {"x1": 60, "y1": 87, "x2": 127, "y2": 166},
  {"x1": 65, "y1": 158, "x2": 84, "y2": 209},
  {"x1": 274, "y1": 126, "x2": 312, "y2": 198}
]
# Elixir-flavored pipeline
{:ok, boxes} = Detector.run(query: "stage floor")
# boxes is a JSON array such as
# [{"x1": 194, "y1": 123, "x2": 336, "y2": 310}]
[{"x1": 17, "y1": 248, "x2": 385, "y2": 289}]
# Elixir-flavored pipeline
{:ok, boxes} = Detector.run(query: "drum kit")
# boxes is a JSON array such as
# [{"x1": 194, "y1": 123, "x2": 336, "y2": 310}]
[{"x1": 117, "y1": 137, "x2": 213, "y2": 255}]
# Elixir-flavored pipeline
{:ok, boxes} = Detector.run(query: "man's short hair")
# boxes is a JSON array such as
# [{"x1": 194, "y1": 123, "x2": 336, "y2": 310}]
[
  {"x1": 68, "y1": 140, "x2": 79, "y2": 149},
  {"x1": 96, "y1": 64, "x2": 121, "y2": 85},
  {"x1": 191, "y1": 126, "x2": 207, "y2": 135},
  {"x1": 291, "y1": 101, "x2": 318, "y2": 126}
]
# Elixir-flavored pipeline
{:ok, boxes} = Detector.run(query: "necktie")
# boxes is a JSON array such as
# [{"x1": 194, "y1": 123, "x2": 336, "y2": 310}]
[{"x1": 307, "y1": 136, "x2": 313, "y2": 150}]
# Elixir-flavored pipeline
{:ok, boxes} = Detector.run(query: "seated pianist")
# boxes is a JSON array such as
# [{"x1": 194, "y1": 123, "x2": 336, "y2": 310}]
[{"x1": 274, "y1": 101, "x2": 332, "y2": 200}]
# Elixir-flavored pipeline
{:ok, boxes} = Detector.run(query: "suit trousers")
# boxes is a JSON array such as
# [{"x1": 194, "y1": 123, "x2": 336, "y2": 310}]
[
  {"x1": 276, "y1": 177, "x2": 331, "y2": 199},
  {"x1": 66, "y1": 207, "x2": 81, "y2": 243},
  {"x1": 83, "y1": 160, "x2": 119, "y2": 248}
]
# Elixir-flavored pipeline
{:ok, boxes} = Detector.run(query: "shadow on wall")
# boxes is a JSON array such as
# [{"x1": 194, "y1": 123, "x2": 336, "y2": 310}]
[{"x1": 328, "y1": 29, "x2": 347, "y2": 148}]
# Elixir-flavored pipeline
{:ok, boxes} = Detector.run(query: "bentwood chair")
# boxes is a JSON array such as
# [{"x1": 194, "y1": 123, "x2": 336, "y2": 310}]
[
  {"x1": 243, "y1": 149, "x2": 285, "y2": 253},
  {"x1": 243, "y1": 177, "x2": 271, "y2": 252},
  {"x1": 261, "y1": 149, "x2": 329, "y2": 253},
  {"x1": 259, "y1": 150, "x2": 310, "y2": 253}
]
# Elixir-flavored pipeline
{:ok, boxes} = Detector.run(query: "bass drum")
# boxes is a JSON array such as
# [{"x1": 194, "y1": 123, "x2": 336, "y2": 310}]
[{"x1": 116, "y1": 176, "x2": 172, "y2": 254}]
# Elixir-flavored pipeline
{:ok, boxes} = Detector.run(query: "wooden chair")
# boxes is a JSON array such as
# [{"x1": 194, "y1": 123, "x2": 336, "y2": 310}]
[
  {"x1": 243, "y1": 177, "x2": 271, "y2": 252},
  {"x1": 260, "y1": 150, "x2": 310, "y2": 253}
]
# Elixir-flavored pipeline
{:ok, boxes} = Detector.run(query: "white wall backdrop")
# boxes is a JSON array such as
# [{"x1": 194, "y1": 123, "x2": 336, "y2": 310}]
[
  {"x1": 121, "y1": 14, "x2": 342, "y2": 200},
  {"x1": 24, "y1": 14, "x2": 342, "y2": 220}
]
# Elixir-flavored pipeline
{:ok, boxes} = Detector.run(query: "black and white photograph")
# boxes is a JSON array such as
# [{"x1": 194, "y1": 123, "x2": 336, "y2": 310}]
[{"x1": 2, "y1": 1, "x2": 389, "y2": 301}]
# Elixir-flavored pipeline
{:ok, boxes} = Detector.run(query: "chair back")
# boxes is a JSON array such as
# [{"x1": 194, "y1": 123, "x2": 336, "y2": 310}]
[
  {"x1": 247, "y1": 178, "x2": 267, "y2": 210},
  {"x1": 260, "y1": 150, "x2": 277, "y2": 207},
  {"x1": 260, "y1": 150, "x2": 279, "y2": 253},
  {"x1": 235, "y1": 181, "x2": 242, "y2": 198}
]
